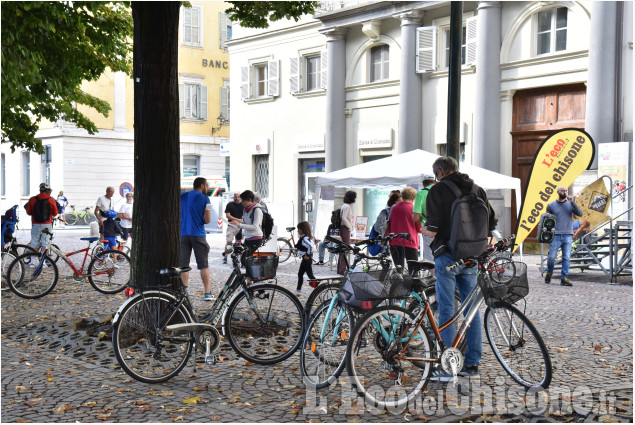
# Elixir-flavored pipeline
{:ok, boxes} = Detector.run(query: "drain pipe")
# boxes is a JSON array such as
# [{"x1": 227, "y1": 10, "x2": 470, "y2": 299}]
[{"x1": 614, "y1": 2, "x2": 623, "y2": 143}]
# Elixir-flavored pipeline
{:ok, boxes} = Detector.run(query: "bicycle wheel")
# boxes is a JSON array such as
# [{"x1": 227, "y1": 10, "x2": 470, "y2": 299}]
[
  {"x1": 7, "y1": 252, "x2": 59, "y2": 299},
  {"x1": 300, "y1": 299, "x2": 353, "y2": 390},
  {"x1": 65, "y1": 213, "x2": 78, "y2": 226},
  {"x1": 10, "y1": 243, "x2": 36, "y2": 257},
  {"x1": 112, "y1": 293, "x2": 194, "y2": 383},
  {"x1": 277, "y1": 238, "x2": 293, "y2": 263},
  {"x1": 304, "y1": 281, "x2": 342, "y2": 318},
  {"x1": 488, "y1": 257, "x2": 516, "y2": 284},
  {"x1": 1, "y1": 251, "x2": 17, "y2": 288},
  {"x1": 225, "y1": 283, "x2": 304, "y2": 364},
  {"x1": 484, "y1": 302, "x2": 552, "y2": 390},
  {"x1": 346, "y1": 305, "x2": 432, "y2": 410},
  {"x1": 88, "y1": 249, "x2": 131, "y2": 294},
  {"x1": 47, "y1": 244, "x2": 61, "y2": 263}
]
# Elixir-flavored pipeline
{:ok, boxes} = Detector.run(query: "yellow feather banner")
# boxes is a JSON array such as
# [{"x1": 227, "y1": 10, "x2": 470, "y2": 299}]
[{"x1": 513, "y1": 129, "x2": 595, "y2": 251}]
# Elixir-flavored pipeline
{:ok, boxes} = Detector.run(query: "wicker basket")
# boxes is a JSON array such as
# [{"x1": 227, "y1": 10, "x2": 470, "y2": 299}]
[
  {"x1": 481, "y1": 262, "x2": 529, "y2": 307},
  {"x1": 245, "y1": 253, "x2": 278, "y2": 282}
]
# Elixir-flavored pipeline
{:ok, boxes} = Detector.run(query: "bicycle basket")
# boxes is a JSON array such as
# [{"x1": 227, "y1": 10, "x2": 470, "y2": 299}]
[
  {"x1": 480, "y1": 261, "x2": 528, "y2": 307},
  {"x1": 338, "y1": 270, "x2": 413, "y2": 309},
  {"x1": 245, "y1": 253, "x2": 278, "y2": 282}
]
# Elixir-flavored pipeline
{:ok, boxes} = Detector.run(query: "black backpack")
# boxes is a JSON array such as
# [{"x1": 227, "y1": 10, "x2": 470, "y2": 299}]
[
  {"x1": 252, "y1": 205, "x2": 274, "y2": 241},
  {"x1": 331, "y1": 208, "x2": 342, "y2": 228},
  {"x1": 441, "y1": 180, "x2": 490, "y2": 260},
  {"x1": 32, "y1": 196, "x2": 51, "y2": 223}
]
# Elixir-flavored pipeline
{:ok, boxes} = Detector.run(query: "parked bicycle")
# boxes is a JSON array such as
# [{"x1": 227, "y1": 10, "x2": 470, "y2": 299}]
[
  {"x1": 344, "y1": 234, "x2": 552, "y2": 410},
  {"x1": 64, "y1": 206, "x2": 98, "y2": 226},
  {"x1": 276, "y1": 226, "x2": 302, "y2": 263},
  {"x1": 6, "y1": 228, "x2": 131, "y2": 299},
  {"x1": 111, "y1": 244, "x2": 305, "y2": 384}
]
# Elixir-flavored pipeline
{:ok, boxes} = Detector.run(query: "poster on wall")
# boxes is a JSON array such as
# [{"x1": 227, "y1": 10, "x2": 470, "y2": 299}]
[
  {"x1": 598, "y1": 142, "x2": 630, "y2": 219},
  {"x1": 354, "y1": 216, "x2": 369, "y2": 239}
]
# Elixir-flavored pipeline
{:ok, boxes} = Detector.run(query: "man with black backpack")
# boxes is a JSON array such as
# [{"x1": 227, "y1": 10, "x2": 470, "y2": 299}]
[
  {"x1": 25, "y1": 183, "x2": 59, "y2": 252},
  {"x1": 423, "y1": 157, "x2": 497, "y2": 381}
]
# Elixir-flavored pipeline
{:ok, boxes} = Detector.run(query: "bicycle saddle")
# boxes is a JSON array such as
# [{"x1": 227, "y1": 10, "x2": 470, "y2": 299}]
[
  {"x1": 407, "y1": 260, "x2": 435, "y2": 272},
  {"x1": 159, "y1": 266, "x2": 192, "y2": 277},
  {"x1": 286, "y1": 227, "x2": 295, "y2": 232}
]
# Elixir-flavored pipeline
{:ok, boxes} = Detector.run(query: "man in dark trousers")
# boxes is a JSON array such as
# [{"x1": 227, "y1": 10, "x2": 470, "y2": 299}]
[
  {"x1": 423, "y1": 157, "x2": 497, "y2": 380},
  {"x1": 222, "y1": 192, "x2": 244, "y2": 264},
  {"x1": 25, "y1": 183, "x2": 58, "y2": 251},
  {"x1": 544, "y1": 186, "x2": 583, "y2": 286},
  {"x1": 181, "y1": 177, "x2": 213, "y2": 301}
]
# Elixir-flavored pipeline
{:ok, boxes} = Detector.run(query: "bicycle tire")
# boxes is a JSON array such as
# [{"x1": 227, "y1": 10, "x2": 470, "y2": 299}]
[
  {"x1": 85, "y1": 212, "x2": 98, "y2": 224},
  {"x1": 225, "y1": 283, "x2": 304, "y2": 365},
  {"x1": 304, "y1": 281, "x2": 342, "y2": 318},
  {"x1": 112, "y1": 292, "x2": 194, "y2": 384},
  {"x1": 277, "y1": 238, "x2": 293, "y2": 263},
  {"x1": 65, "y1": 214, "x2": 78, "y2": 226},
  {"x1": 92, "y1": 242, "x2": 105, "y2": 258},
  {"x1": 9, "y1": 243, "x2": 36, "y2": 257},
  {"x1": 488, "y1": 256, "x2": 516, "y2": 284},
  {"x1": 88, "y1": 249, "x2": 131, "y2": 294},
  {"x1": 1, "y1": 251, "x2": 17, "y2": 287},
  {"x1": 7, "y1": 252, "x2": 59, "y2": 299},
  {"x1": 346, "y1": 305, "x2": 432, "y2": 410},
  {"x1": 300, "y1": 299, "x2": 354, "y2": 390},
  {"x1": 48, "y1": 244, "x2": 61, "y2": 263},
  {"x1": 484, "y1": 302, "x2": 552, "y2": 390}
]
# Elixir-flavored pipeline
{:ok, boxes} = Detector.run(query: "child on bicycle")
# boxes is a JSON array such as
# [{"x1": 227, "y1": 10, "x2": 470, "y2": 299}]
[
  {"x1": 294, "y1": 221, "x2": 316, "y2": 296},
  {"x1": 103, "y1": 209, "x2": 124, "y2": 255}
]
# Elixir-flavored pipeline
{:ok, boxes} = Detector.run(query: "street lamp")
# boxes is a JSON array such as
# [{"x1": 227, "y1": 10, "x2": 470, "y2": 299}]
[{"x1": 211, "y1": 114, "x2": 228, "y2": 135}]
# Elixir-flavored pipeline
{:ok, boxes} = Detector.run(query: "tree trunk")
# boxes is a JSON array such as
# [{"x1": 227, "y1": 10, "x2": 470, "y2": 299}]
[{"x1": 131, "y1": 2, "x2": 181, "y2": 289}]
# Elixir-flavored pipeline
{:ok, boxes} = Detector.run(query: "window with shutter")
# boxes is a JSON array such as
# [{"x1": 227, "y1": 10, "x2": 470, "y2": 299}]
[
  {"x1": 180, "y1": 82, "x2": 207, "y2": 120},
  {"x1": 267, "y1": 60, "x2": 279, "y2": 97},
  {"x1": 254, "y1": 155, "x2": 269, "y2": 198},
  {"x1": 219, "y1": 12, "x2": 232, "y2": 49},
  {"x1": 465, "y1": 17, "x2": 477, "y2": 65},
  {"x1": 200, "y1": 85, "x2": 208, "y2": 120},
  {"x1": 320, "y1": 50, "x2": 328, "y2": 89},
  {"x1": 290, "y1": 57, "x2": 300, "y2": 94},
  {"x1": 416, "y1": 26, "x2": 436, "y2": 73},
  {"x1": 178, "y1": 83, "x2": 185, "y2": 118},
  {"x1": 255, "y1": 64, "x2": 268, "y2": 97},
  {"x1": 220, "y1": 86, "x2": 229, "y2": 121},
  {"x1": 182, "y1": 5, "x2": 202, "y2": 47},
  {"x1": 241, "y1": 66, "x2": 249, "y2": 99},
  {"x1": 306, "y1": 55, "x2": 321, "y2": 91}
]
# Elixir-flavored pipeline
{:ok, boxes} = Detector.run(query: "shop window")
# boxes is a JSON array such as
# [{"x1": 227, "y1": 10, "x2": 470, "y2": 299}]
[{"x1": 183, "y1": 155, "x2": 200, "y2": 177}]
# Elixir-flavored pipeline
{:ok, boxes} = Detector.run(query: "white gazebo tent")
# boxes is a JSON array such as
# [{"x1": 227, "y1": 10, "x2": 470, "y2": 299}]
[{"x1": 314, "y1": 149, "x2": 523, "y2": 252}]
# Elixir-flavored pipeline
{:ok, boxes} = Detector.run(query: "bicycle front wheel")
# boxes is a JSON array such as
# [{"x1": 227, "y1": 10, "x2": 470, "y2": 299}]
[
  {"x1": 1, "y1": 251, "x2": 17, "y2": 288},
  {"x1": 484, "y1": 302, "x2": 552, "y2": 390},
  {"x1": 112, "y1": 293, "x2": 194, "y2": 384},
  {"x1": 304, "y1": 281, "x2": 342, "y2": 319},
  {"x1": 488, "y1": 256, "x2": 516, "y2": 284},
  {"x1": 300, "y1": 299, "x2": 353, "y2": 390},
  {"x1": 88, "y1": 250, "x2": 131, "y2": 294},
  {"x1": 7, "y1": 252, "x2": 59, "y2": 299},
  {"x1": 346, "y1": 305, "x2": 432, "y2": 411},
  {"x1": 225, "y1": 283, "x2": 304, "y2": 364},
  {"x1": 10, "y1": 243, "x2": 36, "y2": 257},
  {"x1": 277, "y1": 238, "x2": 293, "y2": 263}
]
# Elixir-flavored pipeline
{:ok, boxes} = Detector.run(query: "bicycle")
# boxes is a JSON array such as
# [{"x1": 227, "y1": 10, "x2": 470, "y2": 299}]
[
  {"x1": 64, "y1": 206, "x2": 98, "y2": 226},
  {"x1": 92, "y1": 238, "x2": 131, "y2": 257},
  {"x1": 276, "y1": 226, "x2": 302, "y2": 263},
  {"x1": 111, "y1": 244, "x2": 305, "y2": 384},
  {"x1": 6, "y1": 228, "x2": 131, "y2": 299},
  {"x1": 344, "y1": 234, "x2": 552, "y2": 410},
  {"x1": 300, "y1": 233, "x2": 451, "y2": 390}
]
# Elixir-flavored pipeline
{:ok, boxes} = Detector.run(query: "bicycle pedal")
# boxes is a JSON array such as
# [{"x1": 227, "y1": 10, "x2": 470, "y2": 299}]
[{"x1": 205, "y1": 354, "x2": 218, "y2": 365}]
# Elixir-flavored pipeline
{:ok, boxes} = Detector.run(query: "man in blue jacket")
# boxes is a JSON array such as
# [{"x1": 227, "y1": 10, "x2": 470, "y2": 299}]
[{"x1": 545, "y1": 186, "x2": 583, "y2": 286}]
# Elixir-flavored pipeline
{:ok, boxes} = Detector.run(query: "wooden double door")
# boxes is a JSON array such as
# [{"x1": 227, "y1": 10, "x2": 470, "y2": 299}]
[{"x1": 511, "y1": 83, "x2": 586, "y2": 241}]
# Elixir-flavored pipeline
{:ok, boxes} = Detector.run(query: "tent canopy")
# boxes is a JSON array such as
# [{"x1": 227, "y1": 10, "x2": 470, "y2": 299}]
[{"x1": 316, "y1": 149, "x2": 522, "y2": 209}]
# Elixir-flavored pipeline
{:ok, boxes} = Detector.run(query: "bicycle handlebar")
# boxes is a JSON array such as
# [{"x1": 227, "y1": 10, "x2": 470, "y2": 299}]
[{"x1": 446, "y1": 233, "x2": 516, "y2": 271}]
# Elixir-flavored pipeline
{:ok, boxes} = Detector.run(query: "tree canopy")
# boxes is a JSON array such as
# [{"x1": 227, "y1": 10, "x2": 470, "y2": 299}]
[
  {"x1": 1, "y1": 1, "x2": 132, "y2": 154},
  {"x1": 225, "y1": 1, "x2": 319, "y2": 28}
]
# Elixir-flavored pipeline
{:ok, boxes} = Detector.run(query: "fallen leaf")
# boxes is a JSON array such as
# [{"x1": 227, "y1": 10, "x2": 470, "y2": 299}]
[
  {"x1": 183, "y1": 396, "x2": 201, "y2": 405},
  {"x1": 149, "y1": 390, "x2": 174, "y2": 396},
  {"x1": 137, "y1": 406, "x2": 153, "y2": 411},
  {"x1": 133, "y1": 400, "x2": 148, "y2": 406},
  {"x1": 52, "y1": 404, "x2": 73, "y2": 414}
]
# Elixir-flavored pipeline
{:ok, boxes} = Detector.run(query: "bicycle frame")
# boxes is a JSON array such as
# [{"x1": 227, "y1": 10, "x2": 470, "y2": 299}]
[{"x1": 49, "y1": 245, "x2": 94, "y2": 277}]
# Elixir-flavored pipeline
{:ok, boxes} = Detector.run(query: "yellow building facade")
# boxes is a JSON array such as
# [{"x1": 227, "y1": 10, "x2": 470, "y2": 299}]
[{"x1": 1, "y1": 2, "x2": 232, "y2": 215}]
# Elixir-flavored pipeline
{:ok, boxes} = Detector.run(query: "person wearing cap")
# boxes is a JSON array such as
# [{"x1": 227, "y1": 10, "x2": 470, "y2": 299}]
[
  {"x1": 56, "y1": 190, "x2": 69, "y2": 227},
  {"x1": 413, "y1": 174, "x2": 437, "y2": 273},
  {"x1": 25, "y1": 183, "x2": 58, "y2": 251}
]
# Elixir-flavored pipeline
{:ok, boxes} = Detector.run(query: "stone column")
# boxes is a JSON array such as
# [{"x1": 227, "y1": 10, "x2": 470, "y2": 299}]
[
  {"x1": 395, "y1": 11, "x2": 424, "y2": 154},
  {"x1": 473, "y1": 1, "x2": 501, "y2": 172},
  {"x1": 322, "y1": 28, "x2": 348, "y2": 173},
  {"x1": 585, "y1": 1, "x2": 618, "y2": 168}
]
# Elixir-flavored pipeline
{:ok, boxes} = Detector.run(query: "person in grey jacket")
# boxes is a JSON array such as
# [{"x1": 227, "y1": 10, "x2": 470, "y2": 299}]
[
  {"x1": 230, "y1": 190, "x2": 263, "y2": 266},
  {"x1": 544, "y1": 185, "x2": 583, "y2": 286}
]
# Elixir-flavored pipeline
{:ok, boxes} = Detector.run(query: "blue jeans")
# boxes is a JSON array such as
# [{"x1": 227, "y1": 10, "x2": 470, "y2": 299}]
[
  {"x1": 546, "y1": 234, "x2": 573, "y2": 279},
  {"x1": 435, "y1": 252, "x2": 482, "y2": 367},
  {"x1": 30, "y1": 223, "x2": 52, "y2": 249},
  {"x1": 318, "y1": 241, "x2": 333, "y2": 262}
]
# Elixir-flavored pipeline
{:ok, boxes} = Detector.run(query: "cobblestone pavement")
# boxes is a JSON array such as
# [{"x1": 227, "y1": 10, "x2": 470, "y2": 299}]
[{"x1": 1, "y1": 228, "x2": 632, "y2": 422}]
